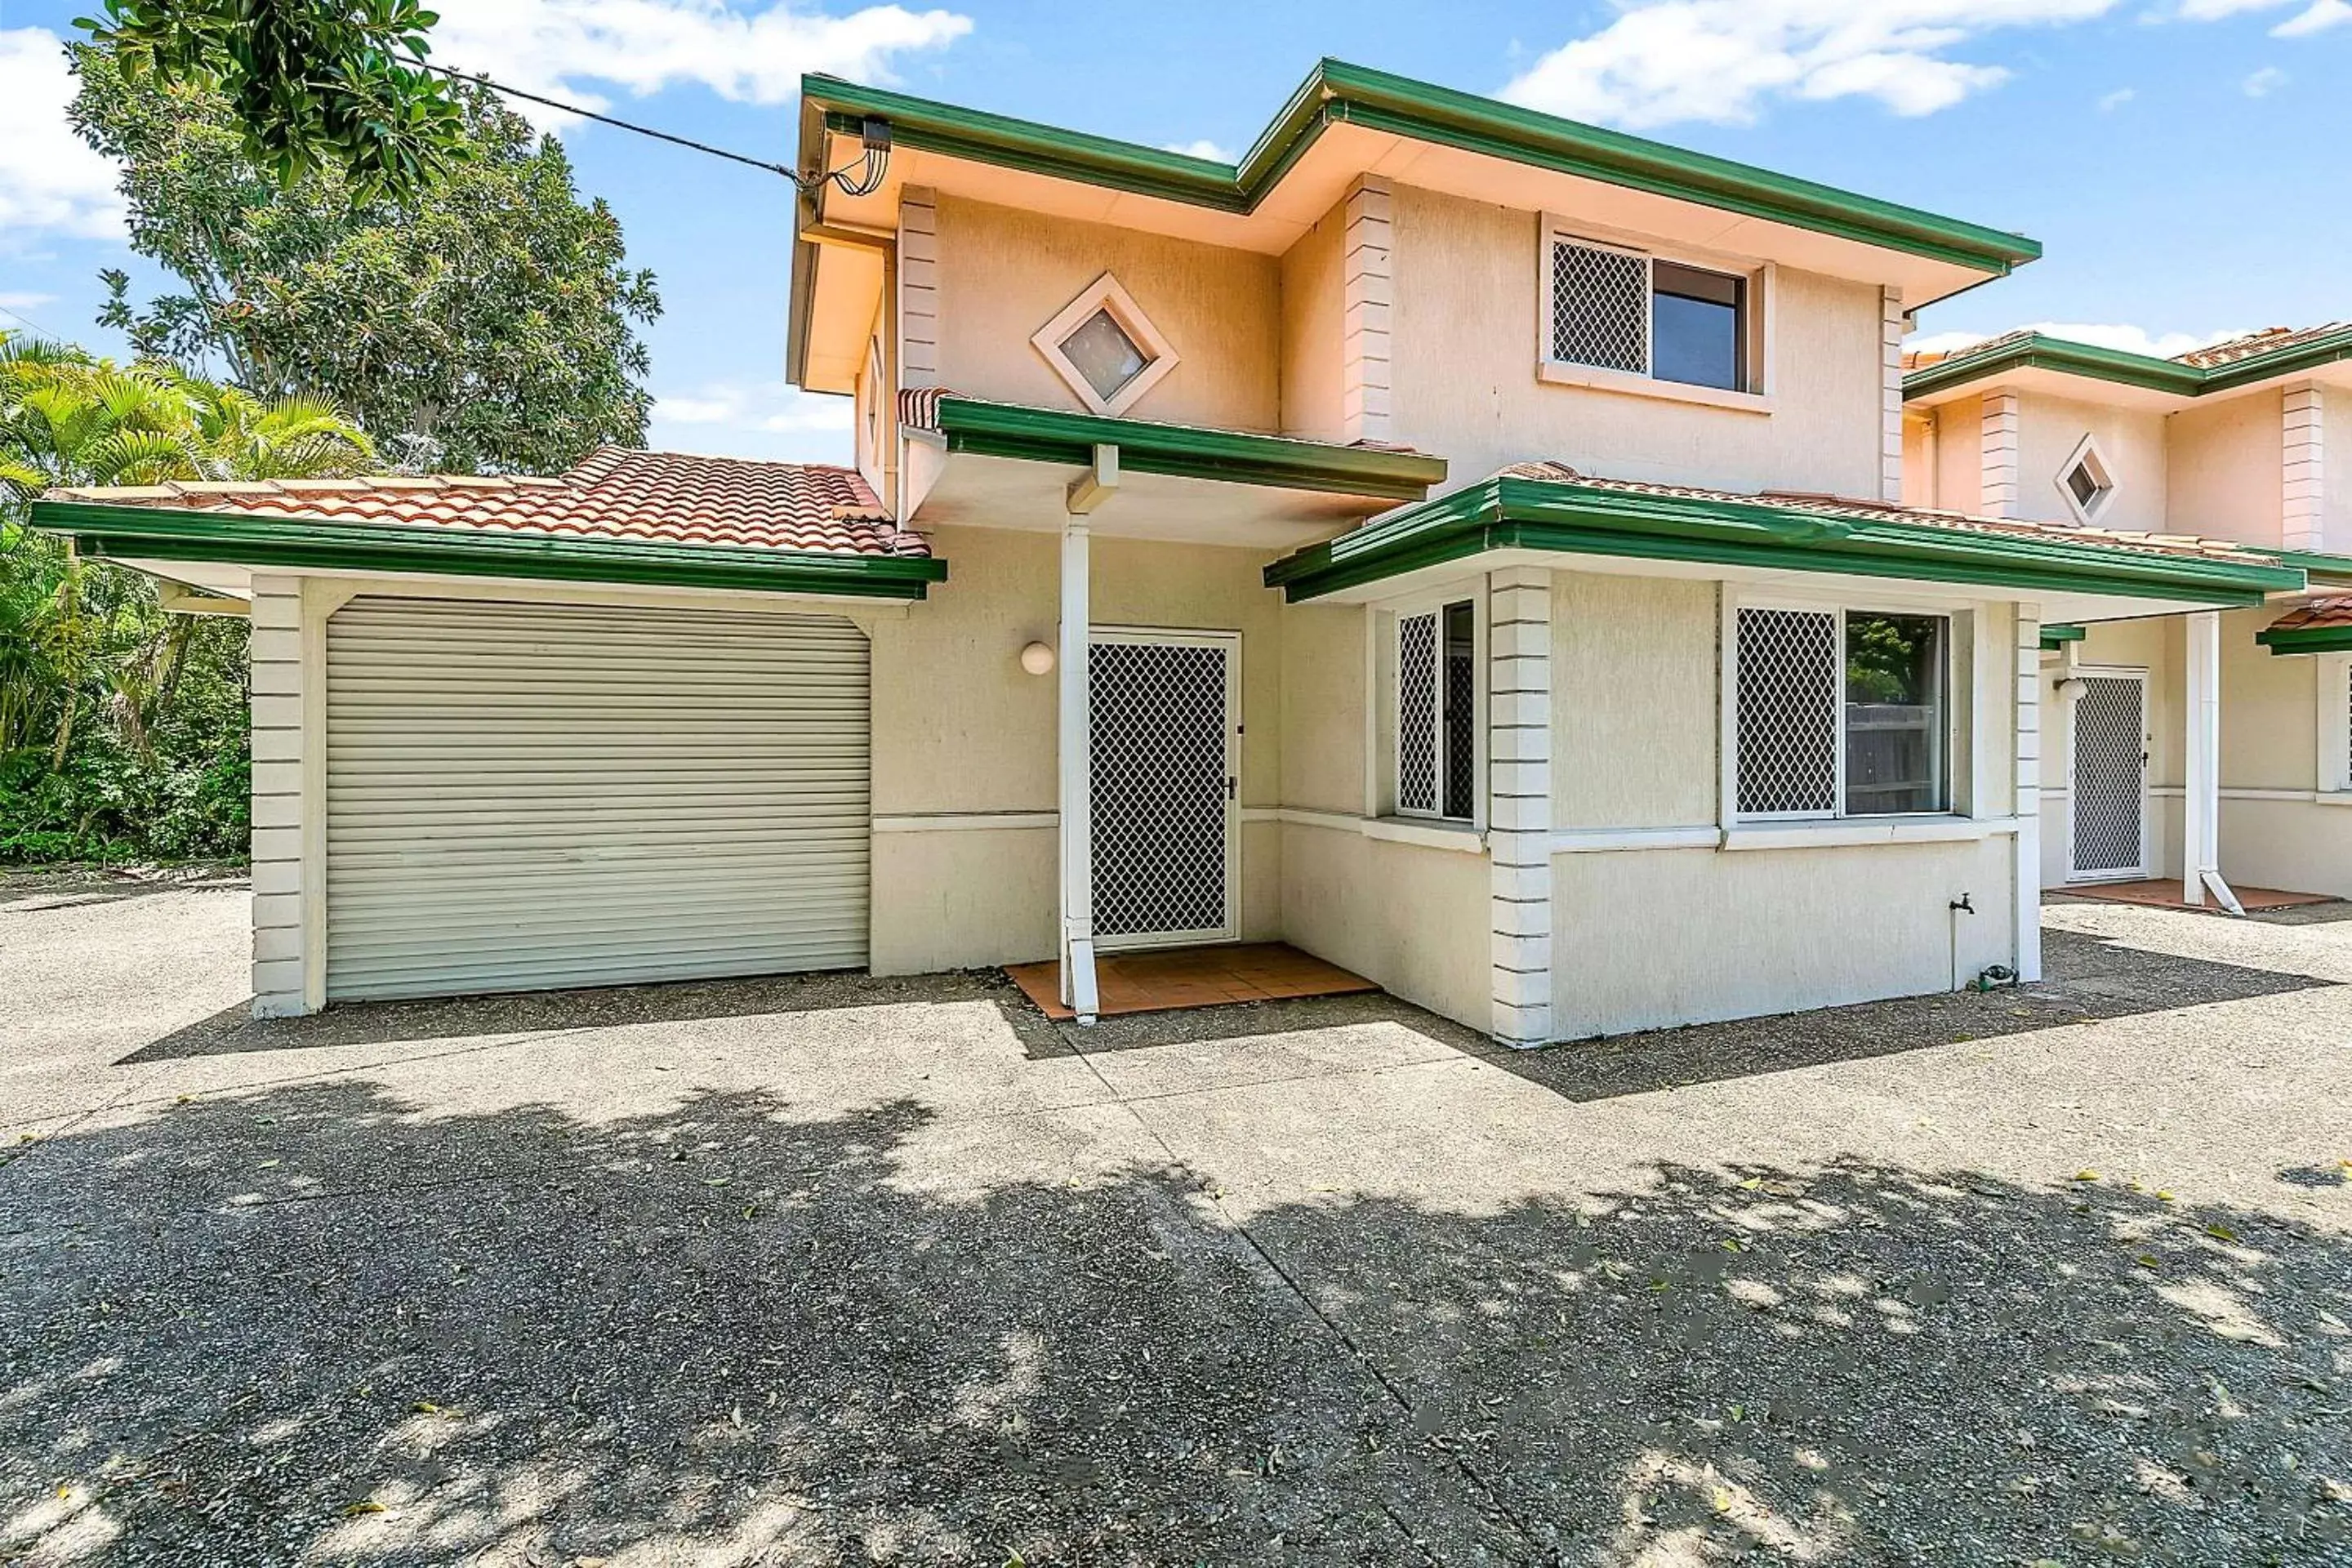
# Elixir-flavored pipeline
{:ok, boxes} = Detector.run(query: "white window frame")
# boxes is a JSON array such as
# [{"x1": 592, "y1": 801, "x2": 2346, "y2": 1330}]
[
  {"x1": 2054, "y1": 431, "x2": 2120, "y2": 527},
  {"x1": 1537, "y1": 216, "x2": 1775, "y2": 414},
  {"x1": 1373, "y1": 585, "x2": 1487, "y2": 829},
  {"x1": 1031, "y1": 272, "x2": 1179, "y2": 417},
  {"x1": 2318, "y1": 653, "x2": 2352, "y2": 800},
  {"x1": 1722, "y1": 590, "x2": 1959, "y2": 826}
]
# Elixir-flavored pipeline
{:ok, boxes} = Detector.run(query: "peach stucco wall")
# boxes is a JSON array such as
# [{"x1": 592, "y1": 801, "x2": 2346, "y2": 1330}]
[{"x1": 2167, "y1": 390, "x2": 2283, "y2": 548}]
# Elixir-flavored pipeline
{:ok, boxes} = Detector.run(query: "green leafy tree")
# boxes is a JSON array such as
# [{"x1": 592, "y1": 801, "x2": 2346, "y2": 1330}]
[
  {"x1": 75, "y1": 0, "x2": 469, "y2": 198},
  {"x1": 72, "y1": 41, "x2": 661, "y2": 475},
  {"x1": 0, "y1": 332, "x2": 372, "y2": 860}
]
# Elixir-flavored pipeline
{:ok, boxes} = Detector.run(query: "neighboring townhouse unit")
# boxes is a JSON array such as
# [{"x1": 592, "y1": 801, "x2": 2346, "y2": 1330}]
[
  {"x1": 34, "y1": 61, "x2": 2310, "y2": 1042},
  {"x1": 1903, "y1": 326, "x2": 2352, "y2": 902}
]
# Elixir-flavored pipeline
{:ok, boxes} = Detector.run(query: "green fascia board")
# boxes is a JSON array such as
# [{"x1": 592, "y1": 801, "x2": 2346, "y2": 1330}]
[
  {"x1": 2266, "y1": 548, "x2": 2352, "y2": 589},
  {"x1": 928, "y1": 396, "x2": 1447, "y2": 501},
  {"x1": 2040, "y1": 624, "x2": 2087, "y2": 649},
  {"x1": 804, "y1": 60, "x2": 2039, "y2": 278},
  {"x1": 29, "y1": 501, "x2": 949, "y2": 600},
  {"x1": 1263, "y1": 478, "x2": 2305, "y2": 605},
  {"x1": 2256, "y1": 622, "x2": 2352, "y2": 656},
  {"x1": 1904, "y1": 327, "x2": 2352, "y2": 403}
]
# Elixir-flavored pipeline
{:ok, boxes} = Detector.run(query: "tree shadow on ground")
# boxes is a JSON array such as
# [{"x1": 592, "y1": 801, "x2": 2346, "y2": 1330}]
[{"x1": 2, "y1": 1077, "x2": 2345, "y2": 1566}]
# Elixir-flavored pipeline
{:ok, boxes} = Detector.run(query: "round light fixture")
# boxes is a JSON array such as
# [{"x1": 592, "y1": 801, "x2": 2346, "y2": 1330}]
[{"x1": 1019, "y1": 641, "x2": 1055, "y2": 676}]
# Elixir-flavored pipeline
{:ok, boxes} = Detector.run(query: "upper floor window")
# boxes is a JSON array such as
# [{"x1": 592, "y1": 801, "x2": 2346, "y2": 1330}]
[
  {"x1": 1031, "y1": 273, "x2": 1180, "y2": 417},
  {"x1": 1544, "y1": 226, "x2": 1762, "y2": 399},
  {"x1": 2056, "y1": 433, "x2": 2118, "y2": 525},
  {"x1": 1735, "y1": 604, "x2": 1949, "y2": 819}
]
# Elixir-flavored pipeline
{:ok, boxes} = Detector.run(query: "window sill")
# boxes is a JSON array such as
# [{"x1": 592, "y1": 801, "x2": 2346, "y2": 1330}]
[
  {"x1": 1722, "y1": 815, "x2": 2020, "y2": 851},
  {"x1": 1537, "y1": 360, "x2": 1774, "y2": 415},
  {"x1": 1365, "y1": 816, "x2": 1486, "y2": 853}
]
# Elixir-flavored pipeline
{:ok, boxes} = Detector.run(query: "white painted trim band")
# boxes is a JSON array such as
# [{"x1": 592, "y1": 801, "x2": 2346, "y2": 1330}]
[
  {"x1": 871, "y1": 812, "x2": 1058, "y2": 833},
  {"x1": 1549, "y1": 824, "x2": 1722, "y2": 853},
  {"x1": 1723, "y1": 815, "x2": 2020, "y2": 852}
]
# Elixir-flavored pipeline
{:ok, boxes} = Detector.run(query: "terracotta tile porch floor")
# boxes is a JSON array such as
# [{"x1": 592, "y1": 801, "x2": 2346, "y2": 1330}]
[
  {"x1": 2056, "y1": 879, "x2": 2336, "y2": 913},
  {"x1": 1004, "y1": 942, "x2": 1379, "y2": 1021}
]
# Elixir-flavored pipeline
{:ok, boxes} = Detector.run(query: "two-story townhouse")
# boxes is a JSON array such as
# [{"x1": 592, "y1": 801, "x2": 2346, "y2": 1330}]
[
  {"x1": 1902, "y1": 327, "x2": 2352, "y2": 903},
  {"x1": 33, "y1": 61, "x2": 2306, "y2": 1040}
]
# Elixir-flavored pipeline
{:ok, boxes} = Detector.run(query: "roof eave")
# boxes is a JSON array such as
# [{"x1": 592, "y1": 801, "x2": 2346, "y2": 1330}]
[
  {"x1": 799, "y1": 62, "x2": 2039, "y2": 280},
  {"x1": 1904, "y1": 327, "x2": 2352, "y2": 404},
  {"x1": 29, "y1": 501, "x2": 948, "y2": 601},
  {"x1": 2256, "y1": 623, "x2": 2352, "y2": 656},
  {"x1": 1263, "y1": 478, "x2": 2302, "y2": 606},
  {"x1": 924, "y1": 396, "x2": 1448, "y2": 502}
]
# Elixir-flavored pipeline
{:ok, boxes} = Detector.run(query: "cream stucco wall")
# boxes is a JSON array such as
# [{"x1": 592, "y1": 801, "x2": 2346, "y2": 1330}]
[
  {"x1": 930, "y1": 195, "x2": 1281, "y2": 433},
  {"x1": 1278, "y1": 198, "x2": 1346, "y2": 444},
  {"x1": 2325, "y1": 393, "x2": 2352, "y2": 555},
  {"x1": 2012, "y1": 391, "x2": 2169, "y2": 533},
  {"x1": 1554, "y1": 838, "x2": 2016, "y2": 1037},
  {"x1": 1385, "y1": 184, "x2": 1883, "y2": 494},
  {"x1": 1552, "y1": 572, "x2": 1717, "y2": 829},
  {"x1": 867, "y1": 525, "x2": 1287, "y2": 974},
  {"x1": 2167, "y1": 390, "x2": 2283, "y2": 547}
]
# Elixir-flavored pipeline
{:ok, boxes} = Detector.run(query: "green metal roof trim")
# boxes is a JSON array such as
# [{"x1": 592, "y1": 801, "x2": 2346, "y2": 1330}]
[
  {"x1": 2040, "y1": 624, "x2": 2087, "y2": 649},
  {"x1": 2255, "y1": 621, "x2": 2352, "y2": 656},
  {"x1": 924, "y1": 396, "x2": 1447, "y2": 501},
  {"x1": 28, "y1": 501, "x2": 951, "y2": 600},
  {"x1": 1904, "y1": 327, "x2": 2352, "y2": 402},
  {"x1": 804, "y1": 60, "x2": 2042, "y2": 278},
  {"x1": 2268, "y1": 548, "x2": 2352, "y2": 589},
  {"x1": 1261, "y1": 477, "x2": 2306, "y2": 605}
]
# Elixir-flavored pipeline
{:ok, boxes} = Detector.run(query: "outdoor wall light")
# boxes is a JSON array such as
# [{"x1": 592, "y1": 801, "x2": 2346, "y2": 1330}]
[
  {"x1": 1019, "y1": 641, "x2": 1056, "y2": 676},
  {"x1": 2053, "y1": 676, "x2": 2089, "y2": 703}
]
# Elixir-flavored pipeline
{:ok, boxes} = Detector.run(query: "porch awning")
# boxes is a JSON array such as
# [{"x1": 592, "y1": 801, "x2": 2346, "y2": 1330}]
[
  {"x1": 2256, "y1": 598, "x2": 2352, "y2": 655},
  {"x1": 1263, "y1": 465, "x2": 2306, "y2": 611}
]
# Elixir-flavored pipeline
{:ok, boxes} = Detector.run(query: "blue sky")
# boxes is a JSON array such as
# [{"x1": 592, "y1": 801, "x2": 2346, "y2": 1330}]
[{"x1": 2, "y1": 0, "x2": 2347, "y2": 466}]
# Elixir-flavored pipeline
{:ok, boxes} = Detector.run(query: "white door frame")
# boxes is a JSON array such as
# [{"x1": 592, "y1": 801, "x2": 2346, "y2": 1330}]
[
  {"x1": 2068, "y1": 664, "x2": 2152, "y2": 883},
  {"x1": 1089, "y1": 625, "x2": 1241, "y2": 952}
]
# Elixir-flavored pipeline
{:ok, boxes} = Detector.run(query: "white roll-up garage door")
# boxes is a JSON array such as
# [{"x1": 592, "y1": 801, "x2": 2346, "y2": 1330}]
[{"x1": 325, "y1": 595, "x2": 869, "y2": 1001}]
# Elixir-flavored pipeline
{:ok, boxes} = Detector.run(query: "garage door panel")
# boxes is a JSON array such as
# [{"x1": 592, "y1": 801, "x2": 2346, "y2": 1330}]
[{"x1": 325, "y1": 596, "x2": 870, "y2": 1002}]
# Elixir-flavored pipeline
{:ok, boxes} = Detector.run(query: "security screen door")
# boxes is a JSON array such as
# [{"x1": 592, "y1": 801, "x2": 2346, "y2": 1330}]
[
  {"x1": 1088, "y1": 628, "x2": 1240, "y2": 951},
  {"x1": 2070, "y1": 670, "x2": 2149, "y2": 881}
]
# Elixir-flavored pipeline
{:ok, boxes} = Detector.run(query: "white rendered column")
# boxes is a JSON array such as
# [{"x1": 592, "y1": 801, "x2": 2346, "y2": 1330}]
[
  {"x1": 1058, "y1": 519, "x2": 1099, "y2": 1021},
  {"x1": 2012, "y1": 608, "x2": 2043, "y2": 981},
  {"x1": 1486, "y1": 567, "x2": 1553, "y2": 1046}
]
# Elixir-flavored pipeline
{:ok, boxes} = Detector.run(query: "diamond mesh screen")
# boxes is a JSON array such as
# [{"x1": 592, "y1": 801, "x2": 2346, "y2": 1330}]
[
  {"x1": 1090, "y1": 639, "x2": 1232, "y2": 939},
  {"x1": 1396, "y1": 611, "x2": 1438, "y2": 815},
  {"x1": 1552, "y1": 239, "x2": 1649, "y2": 373},
  {"x1": 1736, "y1": 608, "x2": 1838, "y2": 816},
  {"x1": 2072, "y1": 676, "x2": 2145, "y2": 875}
]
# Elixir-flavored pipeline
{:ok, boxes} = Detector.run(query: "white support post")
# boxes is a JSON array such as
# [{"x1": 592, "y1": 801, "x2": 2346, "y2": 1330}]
[
  {"x1": 2012, "y1": 608, "x2": 2042, "y2": 982},
  {"x1": 1058, "y1": 517, "x2": 1100, "y2": 1022},
  {"x1": 2184, "y1": 611, "x2": 2243, "y2": 915},
  {"x1": 1486, "y1": 567, "x2": 1554, "y2": 1047}
]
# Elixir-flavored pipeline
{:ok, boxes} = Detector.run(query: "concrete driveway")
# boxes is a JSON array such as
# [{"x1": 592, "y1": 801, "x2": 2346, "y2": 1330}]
[{"x1": 2, "y1": 876, "x2": 2348, "y2": 1566}]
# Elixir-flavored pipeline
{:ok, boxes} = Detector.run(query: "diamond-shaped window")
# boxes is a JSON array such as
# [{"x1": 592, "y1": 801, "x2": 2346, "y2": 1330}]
[
  {"x1": 2055, "y1": 434, "x2": 2118, "y2": 524},
  {"x1": 1031, "y1": 274, "x2": 1178, "y2": 416},
  {"x1": 1060, "y1": 310, "x2": 1150, "y2": 403}
]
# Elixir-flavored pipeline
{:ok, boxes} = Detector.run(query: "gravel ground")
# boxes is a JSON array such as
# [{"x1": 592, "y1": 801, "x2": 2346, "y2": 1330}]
[{"x1": 1, "y1": 879, "x2": 2347, "y2": 1566}]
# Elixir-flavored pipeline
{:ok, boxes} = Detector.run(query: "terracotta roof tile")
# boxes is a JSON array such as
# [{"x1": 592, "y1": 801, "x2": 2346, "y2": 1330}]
[
  {"x1": 52, "y1": 446, "x2": 928, "y2": 559},
  {"x1": 1495, "y1": 461, "x2": 2279, "y2": 568},
  {"x1": 2171, "y1": 323, "x2": 2350, "y2": 368},
  {"x1": 2266, "y1": 596, "x2": 2352, "y2": 632}
]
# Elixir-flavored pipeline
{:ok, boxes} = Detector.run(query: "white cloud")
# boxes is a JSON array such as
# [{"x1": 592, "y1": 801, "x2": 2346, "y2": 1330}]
[
  {"x1": 655, "y1": 381, "x2": 852, "y2": 435},
  {"x1": 0, "y1": 29, "x2": 126, "y2": 243},
  {"x1": 426, "y1": 0, "x2": 973, "y2": 127},
  {"x1": 1907, "y1": 322, "x2": 2254, "y2": 359},
  {"x1": 2096, "y1": 86, "x2": 2136, "y2": 109},
  {"x1": 2242, "y1": 64, "x2": 2289, "y2": 93},
  {"x1": 2273, "y1": 0, "x2": 2351, "y2": 34},
  {"x1": 1161, "y1": 139, "x2": 1234, "y2": 162},
  {"x1": 1500, "y1": 1, "x2": 2120, "y2": 128},
  {"x1": 0, "y1": 292, "x2": 60, "y2": 312},
  {"x1": 2177, "y1": 0, "x2": 2352, "y2": 32}
]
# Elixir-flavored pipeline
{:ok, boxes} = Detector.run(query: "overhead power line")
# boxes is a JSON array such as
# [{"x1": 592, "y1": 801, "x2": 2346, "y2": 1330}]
[{"x1": 419, "y1": 63, "x2": 890, "y2": 197}]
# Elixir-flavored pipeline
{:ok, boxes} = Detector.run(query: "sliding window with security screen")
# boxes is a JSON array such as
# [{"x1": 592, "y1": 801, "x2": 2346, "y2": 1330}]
[{"x1": 1734, "y1": 604, "x2": 1951, "y2": 820}]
